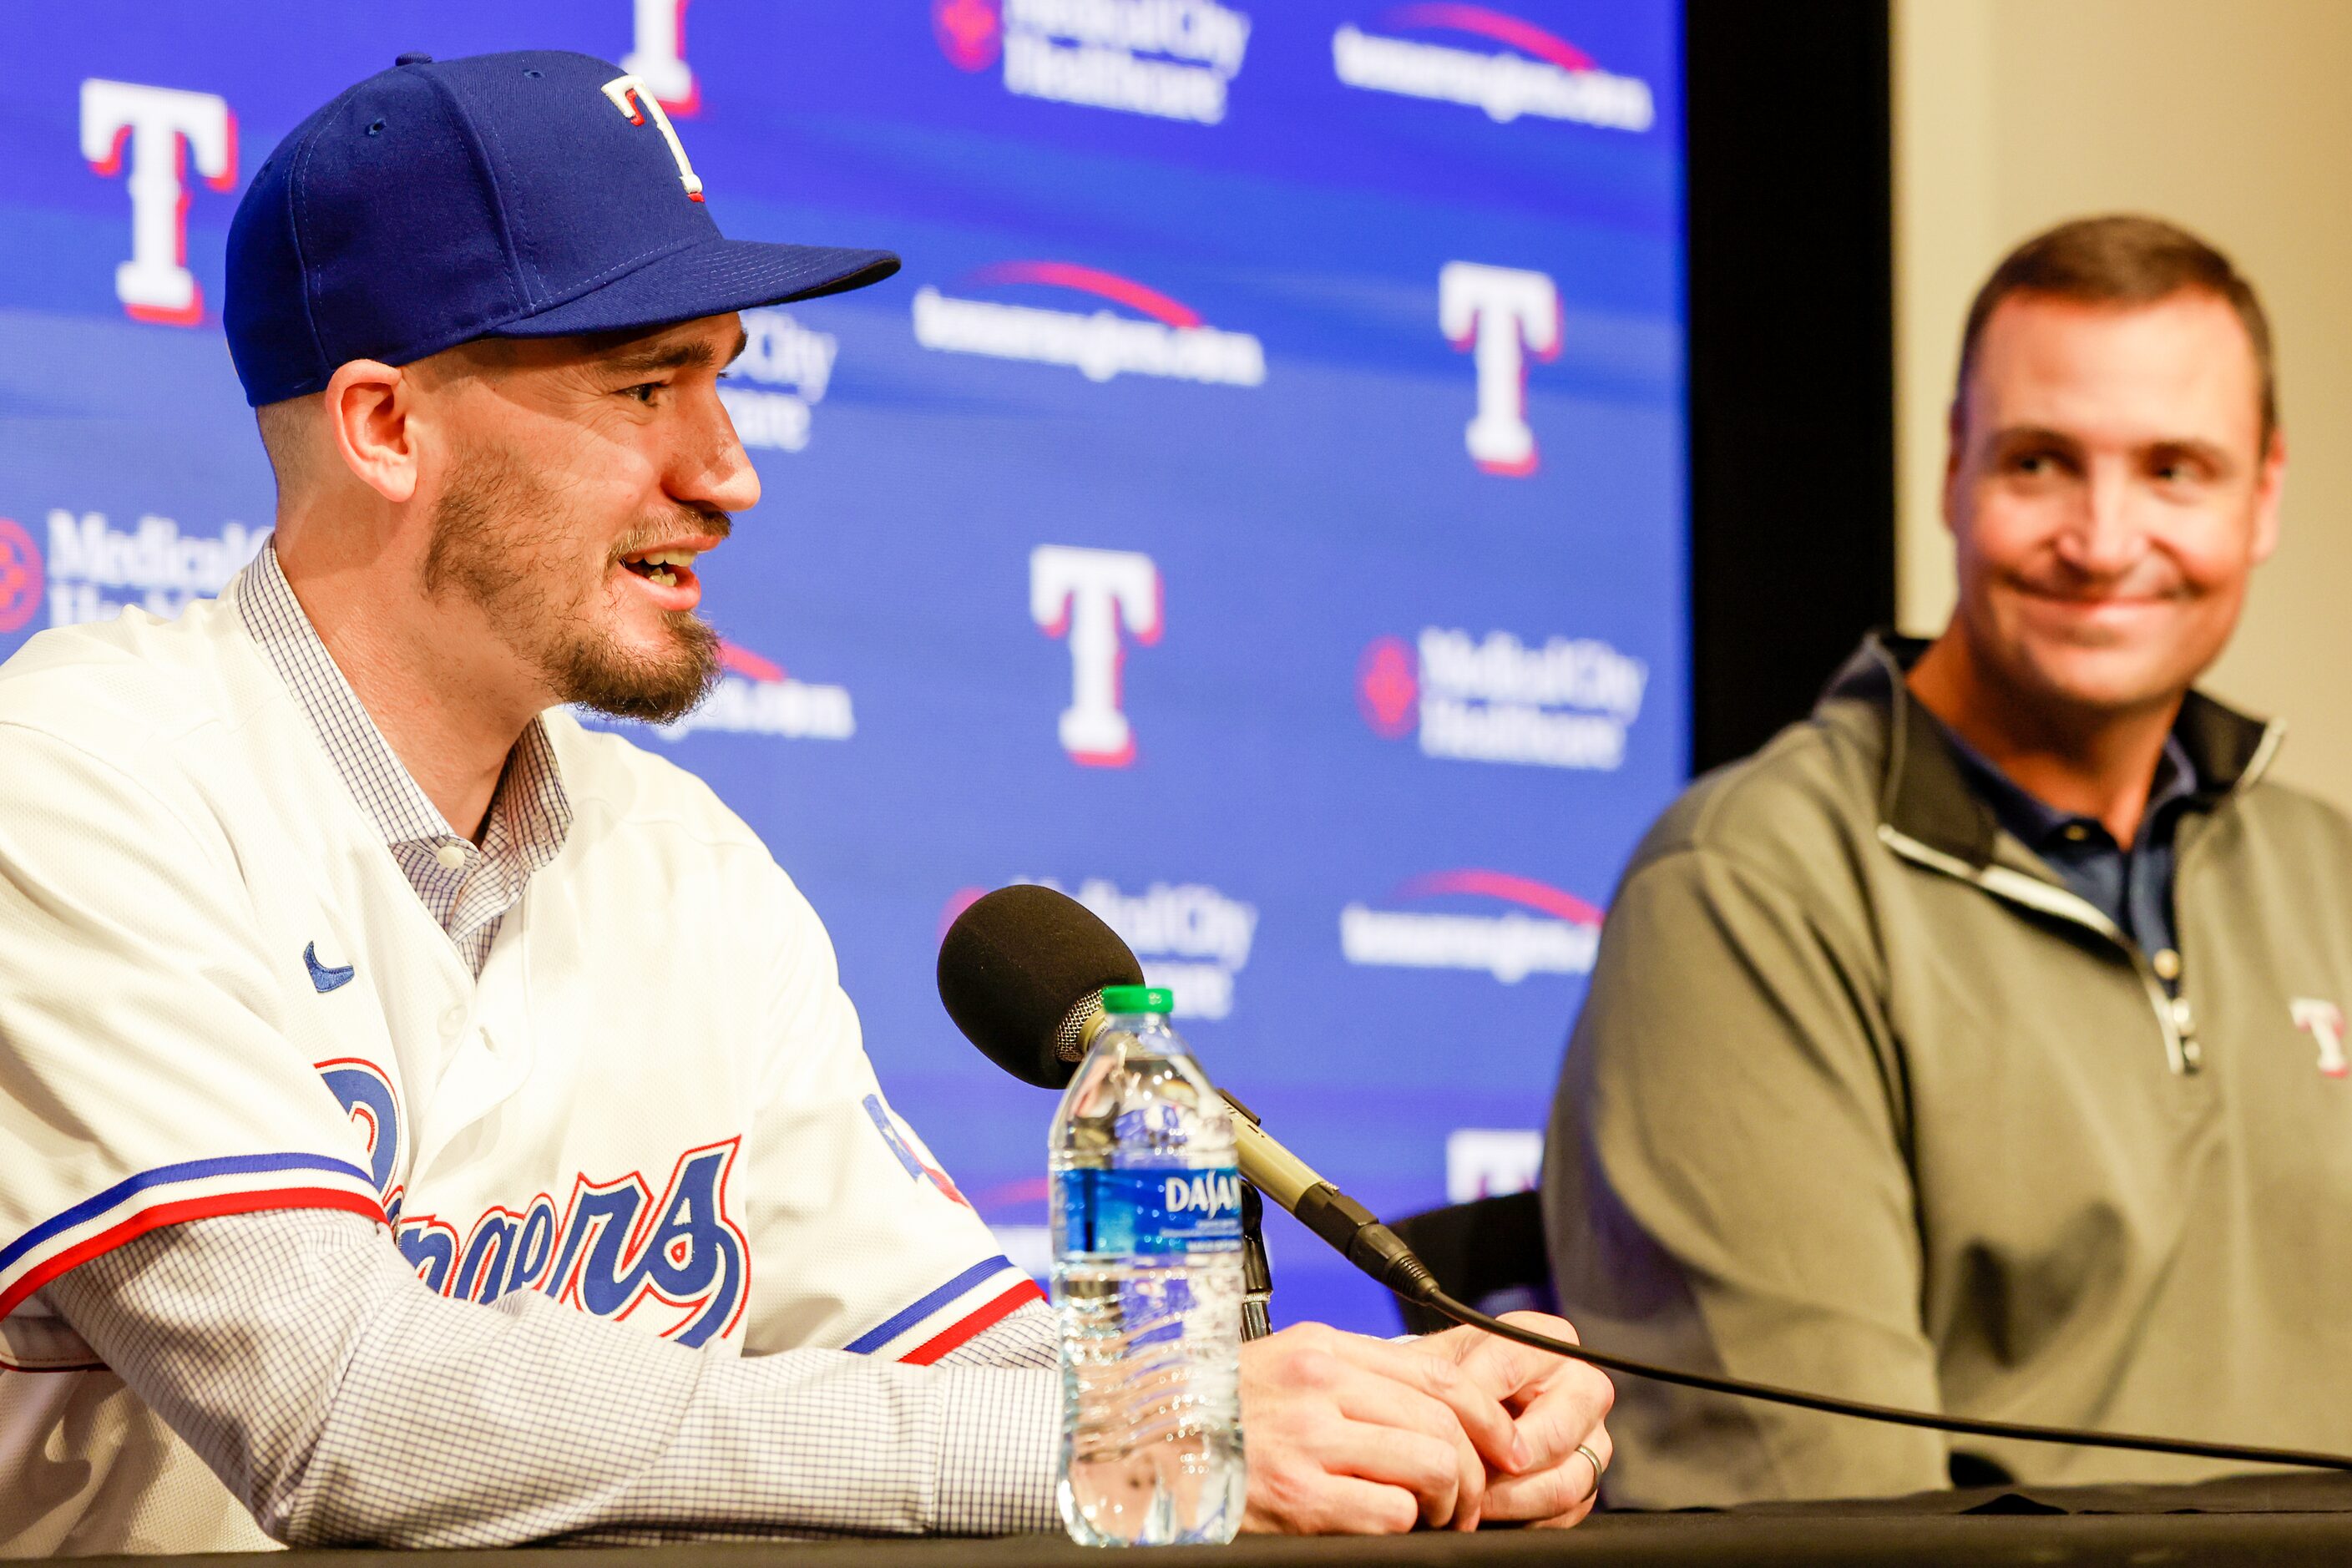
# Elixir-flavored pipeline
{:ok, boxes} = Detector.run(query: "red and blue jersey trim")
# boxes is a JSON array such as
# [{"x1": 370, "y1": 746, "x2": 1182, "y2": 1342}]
[
  {"x1": 0, "y1": 1151, "x2": 383, "y2": 1323},
  {"x1": 845, "y1": 1254, "x2": 1045, "y2": 1365}
]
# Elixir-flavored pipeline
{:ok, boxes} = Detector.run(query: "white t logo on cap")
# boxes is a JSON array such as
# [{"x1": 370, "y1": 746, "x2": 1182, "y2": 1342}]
[{"x1": 601, "y1": 74, "x2": 704, "y2": 202}]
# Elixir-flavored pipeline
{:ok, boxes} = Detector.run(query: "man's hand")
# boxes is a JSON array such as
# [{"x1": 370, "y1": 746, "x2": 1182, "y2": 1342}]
[
  {"x1": 1409, "y1": 1311, "x2": 1615, "y2": 1528},
  {"x1": 1236, "y1": 1313, "x2": 1614, "y2": 1534}
]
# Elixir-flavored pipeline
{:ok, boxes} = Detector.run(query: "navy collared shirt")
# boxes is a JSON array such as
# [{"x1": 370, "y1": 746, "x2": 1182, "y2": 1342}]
[{"x1": 1932, "y1": 719, "x2": 2202, "y2": 966}]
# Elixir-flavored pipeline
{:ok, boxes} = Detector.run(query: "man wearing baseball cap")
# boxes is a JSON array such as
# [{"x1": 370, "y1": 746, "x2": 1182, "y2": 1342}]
[{"x1": 0, "y1": 52, "x2": 1612, "y2": 1552}]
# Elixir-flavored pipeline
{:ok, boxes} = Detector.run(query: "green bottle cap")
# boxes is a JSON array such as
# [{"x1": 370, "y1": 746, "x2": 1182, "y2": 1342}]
[{"x1": 1100, "y1": 984, "x2": 1173, "y2": 1015}]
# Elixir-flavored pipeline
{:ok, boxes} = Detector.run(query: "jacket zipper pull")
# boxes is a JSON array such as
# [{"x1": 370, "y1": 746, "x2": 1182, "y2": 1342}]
[{"x1": 2170, "y1": 994, "x2": 2203, "y2": 1072}]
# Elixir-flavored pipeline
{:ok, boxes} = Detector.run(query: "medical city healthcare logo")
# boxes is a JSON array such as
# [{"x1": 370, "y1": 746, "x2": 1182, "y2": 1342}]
[
  {"x1": 1333, "y1": 6, "x2": 1656, "y2": 131},
  {"x1": 39, "y1": 508, "x2": 264, "y2": 628},
  {"x1": 935, "y1": 0, "x2": 1253, "y2": 125},
  {"x1": 946, "y1": 878, "x2": 1259, "y2": 1019},
  {"x1": 717, "y1": 308, "x2": 838, "y2": 453},
  {"x1": 914, "y1": 261, "x2": 1265, "y2": 387},
  {"x1": 1358, "y1": 627, "x2": 1646, "y2": 769},
  {"x1": 1341, "y1": 869, "x2": 1603, "y2": 984},
  {"x1": 0, "y1": 520, "x2": 42, "y2": 635}
]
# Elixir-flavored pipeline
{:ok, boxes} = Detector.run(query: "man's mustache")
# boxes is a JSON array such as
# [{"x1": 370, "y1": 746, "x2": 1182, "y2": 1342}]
[
  {"x1": 609, "y1": 508, "x2": 734, "y2": 561},
  {"x1": 2001, "y1": 559, "x2": 2187, "y2": 603}
]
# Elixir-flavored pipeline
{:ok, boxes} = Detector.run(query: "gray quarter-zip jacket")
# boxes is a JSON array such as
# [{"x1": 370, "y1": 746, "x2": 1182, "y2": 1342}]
[{"x1": 1545, "y1": 634, "x2": 2352, "y2": 1507}]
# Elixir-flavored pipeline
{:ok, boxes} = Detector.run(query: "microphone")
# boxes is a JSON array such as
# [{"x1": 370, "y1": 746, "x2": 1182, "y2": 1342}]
[
  {"x1": 938, "y1": 882, "x2": 1145, "y2": 1085},
  {"x1": 937, "y1": 883, "x2": 2352, "y2": 1476},
  {"x1": 938, "y1": 886, "x2": 1443, "y2": 1302}
]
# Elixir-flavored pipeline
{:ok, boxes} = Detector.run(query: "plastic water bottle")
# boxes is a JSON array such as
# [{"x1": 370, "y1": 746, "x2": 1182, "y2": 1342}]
[{"x1": 1050, "y1": 984, "x2": 1247, "y2": 1545}]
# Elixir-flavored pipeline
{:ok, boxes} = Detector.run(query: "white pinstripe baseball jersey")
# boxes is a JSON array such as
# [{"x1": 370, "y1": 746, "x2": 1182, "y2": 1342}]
[{"x1": 0, "y1": 574, "x2": 1041, "y2": 1550}]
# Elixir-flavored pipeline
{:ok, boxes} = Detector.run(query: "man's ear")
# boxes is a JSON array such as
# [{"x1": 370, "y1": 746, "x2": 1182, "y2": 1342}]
[
  {"x1": 1941, "y1": 397, "x2": 1967, "y2": 538},
  {"x1": 2250, "y1": 424, "x2": 2287, "y2": 566},
  {"x1": 324, "y1": 360, "x2": 417, "y2": 504}
]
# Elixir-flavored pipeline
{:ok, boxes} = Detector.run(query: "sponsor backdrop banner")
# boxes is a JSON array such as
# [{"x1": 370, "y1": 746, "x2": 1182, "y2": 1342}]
[{"x1": 1, "y1": 0, "x2": 1685, "y2": 1330}]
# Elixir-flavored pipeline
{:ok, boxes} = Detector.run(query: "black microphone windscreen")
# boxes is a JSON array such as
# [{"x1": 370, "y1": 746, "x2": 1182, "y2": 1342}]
[{"x1": 938, "y1": 884, "x2": 1146, "y2": 1089}]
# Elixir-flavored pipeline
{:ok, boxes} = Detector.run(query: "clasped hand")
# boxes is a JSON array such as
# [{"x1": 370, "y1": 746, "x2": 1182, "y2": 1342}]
[{"x1": 1237, "y1": 1312, "x2": 1614, "y2": 1533}]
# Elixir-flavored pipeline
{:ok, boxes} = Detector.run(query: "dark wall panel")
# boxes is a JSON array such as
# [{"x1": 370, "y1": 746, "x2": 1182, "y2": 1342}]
[{"x1": 1686, "y1": 0, "x2": 1896, "y2": 774}]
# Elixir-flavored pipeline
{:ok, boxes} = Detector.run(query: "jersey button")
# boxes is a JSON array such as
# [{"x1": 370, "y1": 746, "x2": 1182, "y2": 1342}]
[
  {"x1": 439, "y1": 1007, "x2": 464, "y2": 1040},
  {"x1": 434, "y1": 843, "x2": 466, "y2": 871}
]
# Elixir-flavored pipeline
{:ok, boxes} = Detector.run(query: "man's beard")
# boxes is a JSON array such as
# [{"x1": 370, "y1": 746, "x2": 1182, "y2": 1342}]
[{"x1": 423, "y1": 443, "x2": 724, "y2": 725}]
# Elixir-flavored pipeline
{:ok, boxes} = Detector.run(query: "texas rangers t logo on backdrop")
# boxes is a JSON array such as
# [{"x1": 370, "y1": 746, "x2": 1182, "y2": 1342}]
[
  {"x1": 1439, "y1": 261, "x2": 1560, "y2": 476},
  {"x1": 1031, "y1": 545, "x2": 1161, "y2": 766},
  {"x1": 602, "y1": 75, "x2": 705, "y2": 200},
  {"x1": 622, "y1": 0, "x2": 699, "y2": 113},
  {"x1": 80, "y1": 79, "x2": 238, "y2": 326}
]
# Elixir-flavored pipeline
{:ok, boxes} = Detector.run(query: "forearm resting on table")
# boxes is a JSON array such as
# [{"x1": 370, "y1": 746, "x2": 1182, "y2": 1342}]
[{"x1": 43, "y1": 1208, "x2": 1060, "y2": 1547}]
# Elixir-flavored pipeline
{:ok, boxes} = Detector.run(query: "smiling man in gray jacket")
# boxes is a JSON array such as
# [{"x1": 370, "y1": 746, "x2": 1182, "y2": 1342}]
[{"x1": 1546, "y1": 215, "x2": 2352, "y2": 1506}]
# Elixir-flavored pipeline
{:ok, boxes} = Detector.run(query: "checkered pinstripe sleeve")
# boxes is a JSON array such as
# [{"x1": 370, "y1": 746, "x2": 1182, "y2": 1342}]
[{"x1": 43, "y1": 1209, "x2": 1060, "y2": 1546}]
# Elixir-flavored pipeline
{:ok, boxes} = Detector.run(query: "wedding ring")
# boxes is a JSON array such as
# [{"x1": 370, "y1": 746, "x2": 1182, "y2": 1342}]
[{"x1": 1574, "y1": 1441, "x2": 1608, "y2": 1504}]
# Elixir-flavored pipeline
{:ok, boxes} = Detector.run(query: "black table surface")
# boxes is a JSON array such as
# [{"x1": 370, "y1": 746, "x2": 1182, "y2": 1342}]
[{"x1": 98, "y1": 1474, "x2": 2352, "y2": 1568}]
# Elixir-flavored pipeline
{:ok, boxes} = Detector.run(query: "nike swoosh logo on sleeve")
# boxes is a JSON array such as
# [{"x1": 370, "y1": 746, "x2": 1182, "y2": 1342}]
[{"x1": 305, "y1": 942, "x2": 357, "y2": 993}]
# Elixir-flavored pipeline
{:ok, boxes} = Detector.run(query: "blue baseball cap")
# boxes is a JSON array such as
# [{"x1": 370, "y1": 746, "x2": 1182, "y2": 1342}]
[{"x1": 225, "y1": 49, "x2": 898, "y2": 407}]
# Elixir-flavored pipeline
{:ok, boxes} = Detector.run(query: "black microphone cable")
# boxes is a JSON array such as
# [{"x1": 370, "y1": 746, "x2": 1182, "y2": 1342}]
[
  {"x1": 1424, "y1": 1282, "x2": 2352, "y2": 1473},
  {"x1": 1336, "y1": 1204, "x2": 2352, "y2": 1474}
]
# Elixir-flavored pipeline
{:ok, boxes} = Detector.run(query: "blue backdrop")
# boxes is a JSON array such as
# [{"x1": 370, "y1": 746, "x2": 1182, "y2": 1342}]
[{"x1": 0, "y1": 0, "x2": 1686, "y2": 1332}]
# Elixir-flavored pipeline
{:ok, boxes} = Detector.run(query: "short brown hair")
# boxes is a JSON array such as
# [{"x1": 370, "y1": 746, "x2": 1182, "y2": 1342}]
[{"x1": 1955, "y1": 214, "x2": 2278, "y2": 444}]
